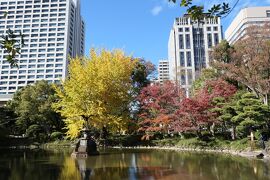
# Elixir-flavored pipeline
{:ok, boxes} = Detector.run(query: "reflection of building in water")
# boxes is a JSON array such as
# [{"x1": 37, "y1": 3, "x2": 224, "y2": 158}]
[{"x1": 129, "y1": 153, "x2": 138, "y2": 180}]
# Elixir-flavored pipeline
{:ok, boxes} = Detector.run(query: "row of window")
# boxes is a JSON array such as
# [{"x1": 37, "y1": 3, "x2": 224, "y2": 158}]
[
  {"x1": 181, "y1": 69, "x2": 193, "y2": 86},
  {"x1": 180, "y1": 52, "x2": 192, "y2": 67},
  {"x1": 179, "y1": 33, "x2": 220, "y2": 49},
  {"x1": 0, "y1": 23, "x2": 66, "y2": 29},
  {"x1": 0, "y1": 70, "x2": 63, "y2": 78},
  {"x1": 178, "y1": 26, "x2": 219, "y2": 32},
  {"x1": 0, "y1": 18, "x2": 65, "y2": 24},
  {"x1": 179, "y1": 34, "x2": 190, "y2": 49},
  {"x1": 19, "y1": 53, "x2": 64, "y2": 58},
  {"x1": 207, "y1": 33, "x2": 219, "y2": 48},
  {"x1": 1, "y1": 8, "x2": 66, "y2": 14},
  {"x1": 1, "y1": 64, "x2": 63, "y2": 71},
  {"x1": 1, "y1": 0, "x2": 66, "y2": 5},
  {"x1": 0, "y1": 77, "x2": 62, "y2": 86},
  {"x1": 2, "y1": 13, "x2": 66, "y2": 20},
  {"x1": 0, "y1": 28, "x2": 65, "y2": 35},
  {"x1": 0, "y1": 3, "x2": 66, "y2": 10},
  {"x1": 0, "y1": 75, "x2": 62, "y2": 83},
  {"x1": 0, "y1": 81, "x2": 62, "y2": 92},
  {"x1": 20, "y1": 48, "x2": 64, "y2": 53}
]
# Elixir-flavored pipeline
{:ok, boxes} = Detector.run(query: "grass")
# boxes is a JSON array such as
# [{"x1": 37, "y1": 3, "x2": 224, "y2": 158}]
[{"x1": 152, "y1": 137, "x2": 254, "y2": 151}]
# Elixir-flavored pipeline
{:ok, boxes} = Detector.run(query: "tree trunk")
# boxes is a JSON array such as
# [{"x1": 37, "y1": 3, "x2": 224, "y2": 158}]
[
  {"x1": 231, "y1": 125, "x2": 236, "y2": 140},
  {"x1": 250, "y1": 130, "x2": 254, "y2": 142},
  {"x1": 210, "y1": 123, "x2": 215, "y2": 136},
  {"x1": 196, "y1": 126, "x2": 202, "y2": 138},
  {"x1": 263, "y1": 94, "x2": 268, "y2": 105}
]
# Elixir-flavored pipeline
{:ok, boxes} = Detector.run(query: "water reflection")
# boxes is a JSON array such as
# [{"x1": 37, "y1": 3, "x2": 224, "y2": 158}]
[{"x1": 0, "y1": 149, "x2": 269, "y2": 180}]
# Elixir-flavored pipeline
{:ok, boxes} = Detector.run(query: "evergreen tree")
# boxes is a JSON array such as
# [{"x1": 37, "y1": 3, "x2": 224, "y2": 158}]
[{"x1": 232, "y1": 93, "x2": 270, "y2": 138}]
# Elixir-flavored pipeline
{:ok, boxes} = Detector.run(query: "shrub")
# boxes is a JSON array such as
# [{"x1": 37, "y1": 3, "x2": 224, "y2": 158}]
[
  {"x1": 26, "y1": 124, "x2": 48, "y2": 142},
  {"x1": 50, "y1": 132, "x2": 63, "y2": 141}
]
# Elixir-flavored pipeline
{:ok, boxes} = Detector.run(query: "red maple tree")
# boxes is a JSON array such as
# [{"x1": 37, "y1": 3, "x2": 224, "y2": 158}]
[
  {"x1": 137, "y1": 81, "x2": 183, "y2": 139},
  {"x1": 172, "y1": 79, "x2": 237, "y2": 136}
]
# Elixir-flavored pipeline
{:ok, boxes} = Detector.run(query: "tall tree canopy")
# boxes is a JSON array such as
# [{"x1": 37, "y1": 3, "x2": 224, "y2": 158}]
[
  {"x1": 54, "y1": 49, "x2": 136, "y2": 139},
  {"x1": 212, "y1": 25, "x2": 270, "y2": 105},
  {"x1": 7, "y1": 80, "x2": 62, "y2": 141},
  {"x1": 137, "y1": 81, "x2": 183, "y2": 138},
  {"x1": 173, "y1": 79, "x2": 237, "y2": 136},
  {"x1": 169, "y1": 0, "x2": 232, "y2": 20}
]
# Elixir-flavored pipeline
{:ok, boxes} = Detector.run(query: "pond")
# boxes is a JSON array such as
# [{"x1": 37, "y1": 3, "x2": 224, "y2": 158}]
[{"x1": 0, "y1": 148, "x2": 269, "y2": 180}]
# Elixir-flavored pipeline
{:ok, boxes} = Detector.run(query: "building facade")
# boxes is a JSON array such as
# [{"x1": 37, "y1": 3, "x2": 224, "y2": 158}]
[
  {"x1": 225, "y1": 6, "x2": 270, "y2": 44},
  {"x1": 0, "y1": 0, "x2": 85, "y2": 103},
  {"x1": 168, "y1": 15, "x2": 222, "y2": 96},
  {"x1": 158, "y1": 59, "x2": 169, "y2": 84}
]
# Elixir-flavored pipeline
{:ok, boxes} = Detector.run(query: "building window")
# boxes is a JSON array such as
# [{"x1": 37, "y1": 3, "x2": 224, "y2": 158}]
[
  {"x1": 187, "y1": 52, "x2": 192, "y2": 67},
  {"x1": 185, "y1": 34, "x2": 190, "y2": 49},
  {"x1": 181, "y1": 70, "x2": 186, "y2": 85},
  {"x1": 178, "y1": 28, "x2": 183, "y2": 32},
  {"x1": 267, "y1": 10, "x2": 270, "y2": 17},
  {"x1": 180, "y1": 52, "x2": 185, "y2": 67},
  {"x1": 214, "y1": 33, "x2": 219, "y2": 45},
  {"x1": 179, "y1": 35, "x2": 184, "y2": 49},
  {"x1": 207, "y1": 34, "x2": 212, "y2": 48}
]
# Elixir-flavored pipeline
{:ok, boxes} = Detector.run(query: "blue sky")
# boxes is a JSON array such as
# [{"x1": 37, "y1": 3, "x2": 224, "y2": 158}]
[{"x1": 81, "y1": 0, "x2": 270, "y2": 66}]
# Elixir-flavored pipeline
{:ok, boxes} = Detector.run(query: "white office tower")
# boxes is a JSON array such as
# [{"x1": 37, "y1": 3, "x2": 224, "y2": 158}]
[
  {"x1": 0, "y1": 0, "x2": 85, "y2": 103},
  {"x1": 168, "y1": 15, "x2": 222, "y2": 96},
  {"x1": 158, "y1": 60, "x2": 169, "y2": 84},
  {"x1": 225, "y1": 6, "x2": 270, "y2": 44}
]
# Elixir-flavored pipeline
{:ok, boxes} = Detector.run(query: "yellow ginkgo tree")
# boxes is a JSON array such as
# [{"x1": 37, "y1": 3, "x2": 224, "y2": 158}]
[{"x1": 53, "y1": 49, "x2": 136, "y2": 139}]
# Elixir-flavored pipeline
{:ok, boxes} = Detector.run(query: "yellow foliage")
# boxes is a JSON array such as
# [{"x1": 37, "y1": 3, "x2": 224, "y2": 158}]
[
  {"x1": 58, "y1": 158, "x2": 81, "y2": 180},
  {"x1": 54, "y1": 49, "x2": 135, "y2": 139}
]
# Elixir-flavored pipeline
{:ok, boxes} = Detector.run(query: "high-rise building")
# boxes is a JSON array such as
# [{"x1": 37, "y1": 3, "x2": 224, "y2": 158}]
[
  {"x1": 0, "y1": 0, "x2": 85, "y2": 104},
  {"x1": 158, "y1": 59, "x2": 169, "y2": 84},
  {"x1": 168, "y1": 15, "x2": 222, "y2": 96},
  {"x1": 225, "y1": 6, "x2": 270, "y2": 44}
]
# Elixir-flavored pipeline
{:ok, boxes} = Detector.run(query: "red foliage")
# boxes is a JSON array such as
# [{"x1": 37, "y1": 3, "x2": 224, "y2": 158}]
[
  {"x1": 172, "y1": 79, "x2": 237, "y2": 133},
  {"x1": 200, "y1": 79, "x2": 237, "y2": 100},
  {"x1": 137, "y1": 81, "x2": 183, "y2": 136},
  {"x1": 138, "y1": 79, "x2": 237, "y2": 137}
]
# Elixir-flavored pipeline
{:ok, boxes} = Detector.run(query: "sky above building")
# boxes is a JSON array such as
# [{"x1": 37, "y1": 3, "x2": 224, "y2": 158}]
[{"x1": 81, "y1": 0, "x2": 270, "y2": 66}]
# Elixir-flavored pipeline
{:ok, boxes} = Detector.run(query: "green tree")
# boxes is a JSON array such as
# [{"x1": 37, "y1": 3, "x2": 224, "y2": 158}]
[
  {"x1": 169, "y1": 0, "x2": 232, "y2": 20},
  {"x1": 191, "y1": 68, "x2": 220, "y2": 94},
  {"x1": 215, "y1": 92, "x2": 270, "y2": 139},
  {"x1": 0, "y1": 106, "x2": 16, "y2": 137},
  {"x1": 7, "y1": 80, "x2": 63, "y2": 141},
  {"x1": 232, "y1": 93, "x2": 270, "y2": 138}
]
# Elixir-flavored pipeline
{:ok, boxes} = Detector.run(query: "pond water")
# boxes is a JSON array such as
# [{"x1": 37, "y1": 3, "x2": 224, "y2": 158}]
[{"x1": 0, "y1": 148, "x2": 269, "y2": 180}]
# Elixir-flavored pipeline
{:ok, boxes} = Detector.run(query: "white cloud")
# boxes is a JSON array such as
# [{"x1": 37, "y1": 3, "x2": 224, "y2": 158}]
[{"x1": 151, "y1": 5, "x2": 163, "y2": 16}]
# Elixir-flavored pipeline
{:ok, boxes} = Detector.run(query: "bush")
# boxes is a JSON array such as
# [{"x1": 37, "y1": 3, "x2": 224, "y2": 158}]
[
  {"x1": 230, "y1": 138, "x2": 250, "y2": 150},
  {"x1": 26, "y1": 124, "x2": 48, "y2": 142},
  {"x1": 26, "y1": 125, "x2": 42, "y2": 137},
  {"x1": 50, "y1": 132, "x2": 63, "y2": 141},
  {"x1": 0, "y1": 127, "x2": 8, "y2": 138}
]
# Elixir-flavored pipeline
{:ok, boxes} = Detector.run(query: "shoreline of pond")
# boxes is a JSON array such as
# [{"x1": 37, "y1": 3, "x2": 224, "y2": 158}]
[
  {"x1": 111, "y1": 146, "x2": 270, "y2": 161},
  {"x1": 1, "y1": 139, "x2": 270, "y2": 161}
]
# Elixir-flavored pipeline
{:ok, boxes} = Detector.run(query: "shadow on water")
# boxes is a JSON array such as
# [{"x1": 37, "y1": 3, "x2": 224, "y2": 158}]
[{"x1": 0, "y1": 148, "x2": 269, "y2": 180}]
